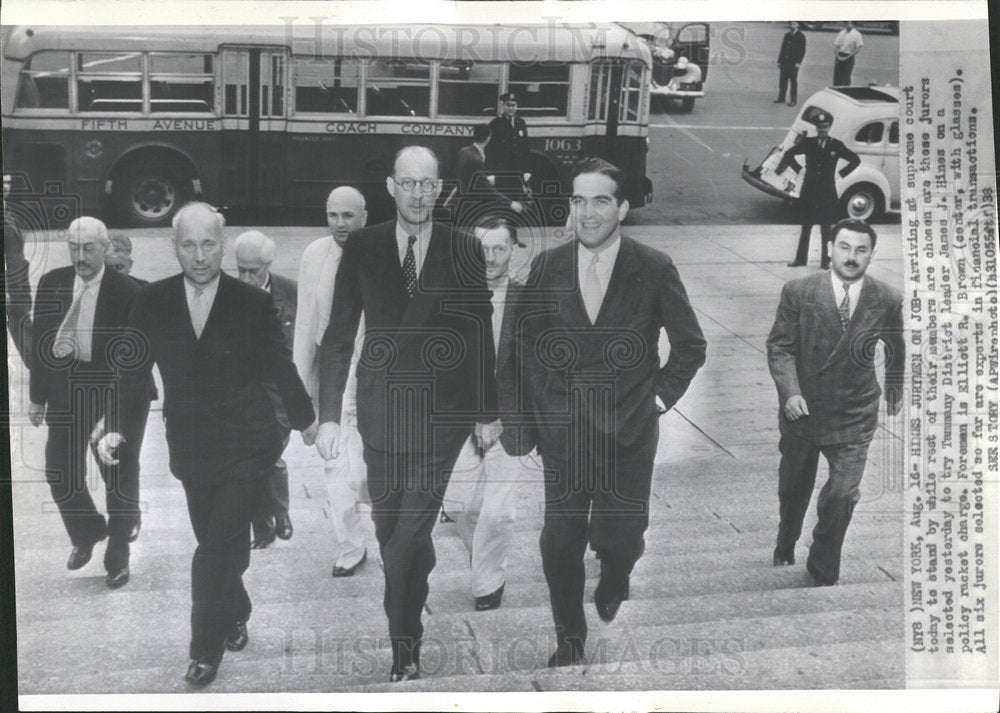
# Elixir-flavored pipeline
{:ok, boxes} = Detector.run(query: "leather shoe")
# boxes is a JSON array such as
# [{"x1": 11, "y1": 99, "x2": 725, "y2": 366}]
[
  {"x1": 787, "y1": 101, "x2": 797, "y2": 106},
  {"x1": 275, "y1": 513, "x2": 293, "y2": 540},
  {"x1": 251, "y1": 516, "x2": 276, "y2": 549},
  {"x1": 389, "y1": 663, "x2": 420, "y2": 682},
  {"x1": 225, "y1": 620, "x2": 249, "y2": 651},
  {"x1": 332, "y1": 549, "x2": 367, "y2": 578},
  {"x1": 184, "y1": 659, "x2": 218, "y2": 686},
  {"x1": 128, "y1": 519, "x2": 142, "y2": 543},
  {"x1": 105, "y1": 566, "x2": 130, "y2": 589},
  {"x1": 594, "y1": 568, "x2": 630, "y2": 623},
  {"x1": 67, "y1": 533, "x2": 106, "y2": 571},
  {"x1": 547, "y1": 640, "x2": 586, "y2": 668},
  {"x1": 786, "y1": 260, "x2": 806, "y2": 267},
  {"x1": 772, "y1": 547, "x2": 795, "y2": 566},
  {"x1": 806, "y1": 560, "x2": 837, "y2": 586},
  {"x1": 773, "y1": 98, "x2": 785, "y2": 103},
  {"x1": 474, "y1": 582, "x2": 504, "y2": 611}
]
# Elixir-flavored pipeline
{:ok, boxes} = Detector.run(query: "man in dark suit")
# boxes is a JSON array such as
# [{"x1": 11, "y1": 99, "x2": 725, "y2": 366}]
[
  {"x1": 519, "y1": 158, "x2": 707, "y2": 666},
  {"x1": 234, "y1": 230, "x2": 298, "y2": 547},
  {"x1": 486, "y1": 92, "x2": 531, "y2": 201},
  {"x1": 775, "y1": 21, "x2": 806, "y2": 106},
  {"x1": 767, "y1": 219, "x2": 903, "y2": 586},
  {"x1": 4, "y1": 204, "x2": 33, "y2": 368},
  {"x1": 443, "y1": 216, "x2": 532, "y2": 612},
  {"x1": 453, "y1": 123, "x2": 524, "y2": 226},
  {"x1": 97, "y1": 202, "x2": 315, "y2": 686},
  {"x1": 777, "y1": 112, "x2": 861, "y2": 268},
  {"x1": 28, "y1": 217, "x2": 142, "y2": 588},
  {"x1": 315, "y1": 146, "x2": 498, "y2": 681}
]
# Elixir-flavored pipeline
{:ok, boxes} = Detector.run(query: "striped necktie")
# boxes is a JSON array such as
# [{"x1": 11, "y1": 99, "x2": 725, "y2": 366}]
[{"x1": 838, "y1": 282, "x2": 851, "y2": 331}]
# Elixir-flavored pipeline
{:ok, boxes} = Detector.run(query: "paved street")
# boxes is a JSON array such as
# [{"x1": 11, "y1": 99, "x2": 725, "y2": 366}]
[{"x1": 8, "y1": 224, "x2": 906, "y2": 704}]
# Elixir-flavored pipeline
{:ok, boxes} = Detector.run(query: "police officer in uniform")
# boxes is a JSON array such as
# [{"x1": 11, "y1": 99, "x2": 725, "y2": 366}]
[
  {"x1": 486, "y1": 92, "x2": 531, "y2": 201},
  {"x1": 777, "y1": 112, "x2": 861, "y2": 268}
]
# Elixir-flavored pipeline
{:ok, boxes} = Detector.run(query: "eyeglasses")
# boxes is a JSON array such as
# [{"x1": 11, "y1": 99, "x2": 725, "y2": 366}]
[{"x1": 393, "y1": 177, "x2": 438, "y2": 194}]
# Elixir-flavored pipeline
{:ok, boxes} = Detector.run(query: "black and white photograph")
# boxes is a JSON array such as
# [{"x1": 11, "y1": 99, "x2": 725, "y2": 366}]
[{"x1": 1, "y1": 1, "x2": 996, "y2": 711}]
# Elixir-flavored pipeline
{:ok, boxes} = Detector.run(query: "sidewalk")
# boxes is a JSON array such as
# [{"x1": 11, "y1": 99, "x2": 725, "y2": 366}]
[{"x1": 9, "y1": 225, "x2": 906, "y2": 702}]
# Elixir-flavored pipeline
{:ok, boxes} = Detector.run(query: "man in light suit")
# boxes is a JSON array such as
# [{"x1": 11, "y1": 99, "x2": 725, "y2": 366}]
[
  {"x1": 443, "y1": 216, "x2": 532, "y2": 612},
  {"x1": 767, "y1": 218, "x2": 904, "y2": 586},
  {"x1": 293, "y1": 186, "x2": 370, "y2": 577},
  {"x1": 98, "y1": 202, "x2": 315, "y2": 686},
  {"x1": 315, "y1": 146, "x2": 498, "y2": 681},
  {"x1": 519, "y1": 158, "x2": 707, "y2": 667},
  {"x1": 28, "y1": 217, "x2": 144, "y2": 588},
  {"x1": 234, "y1": 230, "x2": 298, "y2": 547}
]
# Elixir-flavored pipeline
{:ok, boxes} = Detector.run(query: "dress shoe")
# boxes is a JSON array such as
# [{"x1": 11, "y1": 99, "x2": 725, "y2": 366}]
[
  {"x1": 105, "y1": 566, "x2": 130, "y2": 589},
  {"x1": 389, "y1": 663, "x2": 420, "y2": 682},
  {"x1": 594, "y1": 567, "x2": 630, "y2": 623},
  {"x1": 274, "y1": 513, "x2": 293, "y2": 540},
  {"x1": 251, "y1": 516, "x2": 276, "y2": 549},
  {"x1": 787, "y1": 101, "x2": 797, "y2": 106},
  {"x1": 772, "y1": 546, "x2": 795, "y2": 566},
  {"x1": 225, "y1": 620, "x2": 249, "y2": 651},
  {"x1": 806, "y1": 560, "x2": 837, "y2": 586},
  {"x1": 67, "y1": 533, "x2": 106, "y2": 571},
  {"x1": 773, "y1": 98, "x2": 785, "y2": 103},
  {"x1": 332, "y1": 548, "x2": 367, "y2": 578},
  {"x1": 786, "y1": 260, "x2": 807, "y2": 267},
  {"x1": 184, "y1": 659, "x2": 218, "y2": 686},
  {"x1": 474, "y1": 582, "x2": 504, "y2": 611},
  {"x1": 547, "y1": 640, "x2": 586, "y2": 668},
  {"x1": 128, "y1": 519, "x2": 142, "y2": 543}
]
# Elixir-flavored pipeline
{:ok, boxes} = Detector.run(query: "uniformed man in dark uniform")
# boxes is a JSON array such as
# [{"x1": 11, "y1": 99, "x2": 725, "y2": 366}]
[
  {"x1": 486, "y1": 92, "x2": 530, "y2": 201},
  {"x1": 774, "y1": 21, "x2": 806, "y2": 107},
  {"x1": 777, "y1": 112, "x2": 861, "y2": 268}
]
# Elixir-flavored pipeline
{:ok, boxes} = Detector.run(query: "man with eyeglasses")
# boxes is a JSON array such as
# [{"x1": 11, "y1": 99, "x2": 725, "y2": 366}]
[
  {"x1": 28, "y1": 217, "x2": 144, "y2": 588},
  {"x1": 315, "y1": 146, "x2": 498, "y2": 682}
]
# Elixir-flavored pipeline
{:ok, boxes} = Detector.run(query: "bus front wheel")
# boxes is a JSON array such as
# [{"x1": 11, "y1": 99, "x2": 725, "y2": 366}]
[{"x1": 114, "y1": 163, "x2": 190, "y2": 227}]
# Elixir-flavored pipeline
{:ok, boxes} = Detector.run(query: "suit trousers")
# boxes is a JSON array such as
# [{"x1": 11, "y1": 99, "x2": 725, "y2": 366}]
[
  {"x1": 833, "y1": 55, "x2": 855, "y2": 86},
  {"x1": 323, "y1": 419, "x2": 369, "y2": 569},
  {"x1": 776, "y1": 432, "x2": 871, "y2": 583},
  {"x1": 794, "y1": 220, "x2": 833, "y2": 266},
  {"x1": 253, "y1": 432, "x2": 291, "y2": 537},
  {"x1": 539, "y1": 418, "x2": 657, "y2": 647},
  {"x1": 443, "y1": 436, "x2": 525, "y2": 597},
  {"x1": 364, "y1": 429, "x2": 467, "y2": 671},
  {"x1": 183, "y1": 471, "x2": 266, "y2": 665},
  {"x1": 44, "y1": 382, "x2": 142, "y2": 571},
  {"x1": 777, "y1": 64, "x2": 799, "y2": 103}
]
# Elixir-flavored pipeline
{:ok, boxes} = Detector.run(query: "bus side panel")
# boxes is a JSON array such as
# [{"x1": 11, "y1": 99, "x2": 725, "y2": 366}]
[{"x1": 3, "y1": 128, "x2": 91, "y2": 228}]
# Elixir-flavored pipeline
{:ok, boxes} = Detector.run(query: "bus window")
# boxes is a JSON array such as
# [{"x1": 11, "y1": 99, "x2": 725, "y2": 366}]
[
  {"x1": 16, "y1": 51, "x2": 71, "y2": 110},
  {"x1": 366, "y1": 58, "x2": 430, "y2": 117},
  {"x1": 508, "y1": 62, "x2": 570, "y2": 117},
  {"x1": 149, "y1": 53, "x2": 215, "y2": 113},
  {"x1": 620, "y1": 61, "x2": 644, "y2": 122},
  {"x1": 438, "y1": 61, "x2": 502, "y2": 117},
  {"x1": 293, "y1": 56, "x2": 360, "y2": 115},
  {"x1": 77, "y1": 52, "x2": 143, "y2": 112},
  {"x1": 223, "y1": 52, "x2": 249, "y2": 116},
  {"x1": 588, "y1": 62, "x2": 613, "y2": 122}
]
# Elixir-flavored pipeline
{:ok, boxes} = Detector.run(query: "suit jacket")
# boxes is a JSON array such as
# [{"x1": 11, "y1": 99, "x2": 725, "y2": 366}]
[
  {"x1": 318, "y1": 220, "x2": 498, "y2": 454},
  {"x1": 778, "y1": 30, "x2": 806, "y2": 66},
  {"x1": 4, "y1": 215, "x2": 33, "y2": 365},
  {"x1": 486, "y1": 114, "x2": 530, "y2": 175},
  {"x1": 268, "y1": 272, "x2": 297, "y2": 350},
  {"x1": 112, "y1": 272, "x2": 314, "y2": 483},
  {"x1": 30, "y1": 266, "x2": 140, "y2": 421},
  {"x1": 777, "y1": 136, "x2": 861, "y2": 219},
  {"x1": 519, "y1": 236, "x2": 707, "y2": 457},
  {"x1": 494, "y1": 278, "x2": 533, "y2": 456},
  {"x1": 766, "y1": 271, "x2": 904, "y2": 445}
]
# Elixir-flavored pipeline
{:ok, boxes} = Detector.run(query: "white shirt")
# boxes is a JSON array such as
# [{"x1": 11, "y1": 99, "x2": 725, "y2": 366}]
[
  {"x1": 395, "y1": 221, "x2": 432, "y2": 278},
  {"x1": 834, "y1": 28, "x2": 863, "y2": 57},
  {"x1": 577, "y1": 234, "x2": 622, "y2": 299},
  {"x1": 832, "y1": 272, "x2": 863, "y2": 320},
  {"x1": 70, "y1": 265, "x2": 105, "y2": 361},
  {"x1": 184, "y1": 273, "x2": 220, "y2": 337},
  {"x1": 489, "y1": 275, "x2": 509, "y2": 357}
]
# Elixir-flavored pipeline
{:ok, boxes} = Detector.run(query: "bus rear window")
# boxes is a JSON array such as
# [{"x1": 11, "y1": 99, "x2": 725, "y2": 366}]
[
  {"x1": 16, "y1": 52, "x2": 71, "y2": 110},
  {"x1": 366, "y1": 59, "x2": 430, "y2": 117},
  {"x1": 149, "y1": 53, "x2": 215, "y2": 113},
  {"x1": 77, "y1": 52, "x2": 143, "y2": 112},
  {"x1": 293, "y1": 56, "x2": 360, "y2": 115},
  {"x1": 437, "y1": 61, "x2": 501, "y2": 117},
  {"x1": 508, "y1": 62, "x2": 569, "y2": 117}
]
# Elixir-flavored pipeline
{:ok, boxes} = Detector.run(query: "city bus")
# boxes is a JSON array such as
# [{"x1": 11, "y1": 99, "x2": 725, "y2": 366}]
[{"x1": 1, "y1": 22, "x2": 654, "y2": 227}]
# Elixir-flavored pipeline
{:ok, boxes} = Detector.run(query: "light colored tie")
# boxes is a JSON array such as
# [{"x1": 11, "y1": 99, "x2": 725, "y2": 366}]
[
  {"x1": 582, "y1": 253, "x2": 603, "y2": 324},
  {"x1": 838, "y1": 282, "x2": 851, "y2": 331},
  {"x1": 192, "y1": 288, "x2": 207, "y2": 339},
  {"x1": 52, "y1": 282, "x2": 90, "y2": 359}
]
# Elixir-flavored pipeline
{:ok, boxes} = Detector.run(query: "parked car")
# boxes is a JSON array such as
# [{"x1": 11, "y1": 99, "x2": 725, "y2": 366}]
[
  {"x1": 742, "y1": 85, "x2": 900, "y2": 221},
  {"x1": 618, "y1": 22, "x2": 710, "y2": 112}
]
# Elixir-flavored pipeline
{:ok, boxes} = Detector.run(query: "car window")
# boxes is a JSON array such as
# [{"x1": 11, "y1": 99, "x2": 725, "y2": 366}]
[
  {"x1": 801, "y1": 105, "x2": 835, "y2": 127},
  {"x1": 889, "y1": 121, "x2": 899, "y2": 145},
  {"x1": 855, "y1": 122, "x2": 885, "y2": 145}
]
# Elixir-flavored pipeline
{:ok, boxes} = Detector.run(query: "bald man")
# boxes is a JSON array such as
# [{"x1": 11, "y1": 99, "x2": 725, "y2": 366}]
[
  {"x1": 98, "y1": 202, "x2": 314, "y2": 686},
  {"x1": 293, "y1": 186, "x2": 371, "y2": 577},
  {"x1": 234, "y1": 230, "x2": 299, "y2": 547},
  {"x1": 29, "y1": 217, "x2": 144, "y2": 587}
]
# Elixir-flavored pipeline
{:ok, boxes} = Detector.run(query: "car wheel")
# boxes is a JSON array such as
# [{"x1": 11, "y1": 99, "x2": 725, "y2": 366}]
[
  {"x1": 681, "y1": 97, "x2": 695, "y2": 113},
  {"x1": 840, "y1": 183, "x2": 885, "y2": 222},
  {"x1": 114, "y1": 163, "x2": 191, "y2": 227}
]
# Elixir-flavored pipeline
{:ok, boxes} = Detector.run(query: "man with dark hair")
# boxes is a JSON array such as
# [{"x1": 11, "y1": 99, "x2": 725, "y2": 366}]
[
  {"x1": 519, "y1": 157, "x2": 706, "y2": 667},
  {"x1": 315, "y1": 146, "x2": 498, "y2": 681},
  {"x1": 775, "y1": 21, "x2": 806, "y2": 106},
  {"x1": 486, "y1": 92, "x2": 531, "y2": 201},
  {"x1": 833, "y1": 21, "x2": 864, "y2": 86},
  {"x1": 767, "y1": 218, "x2": 903, "y2": 586},
  {"x1": 453, "y1": 123, "x2": 524, "y2": 224},
  {"x1": 777, "y1": 112, "x2": 861, "y2": 268}
]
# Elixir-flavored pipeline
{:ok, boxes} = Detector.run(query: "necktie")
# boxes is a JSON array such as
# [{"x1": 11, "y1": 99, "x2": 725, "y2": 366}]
[
  {"x1": 838, "y1": 282, "x2": 851, "y2": 331},
  {"x1": 402, "y1": 234, "x2": 418, "y2": 298},
  {"x1": 582, "y1": 253, "x2": 603, "y2": 323},
  {"x1": 52, "y1": 282, "x2": 90, "y2": 359},
  {"x1": 192, "y1": 288, "x2": 207, "y2": 338}
]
